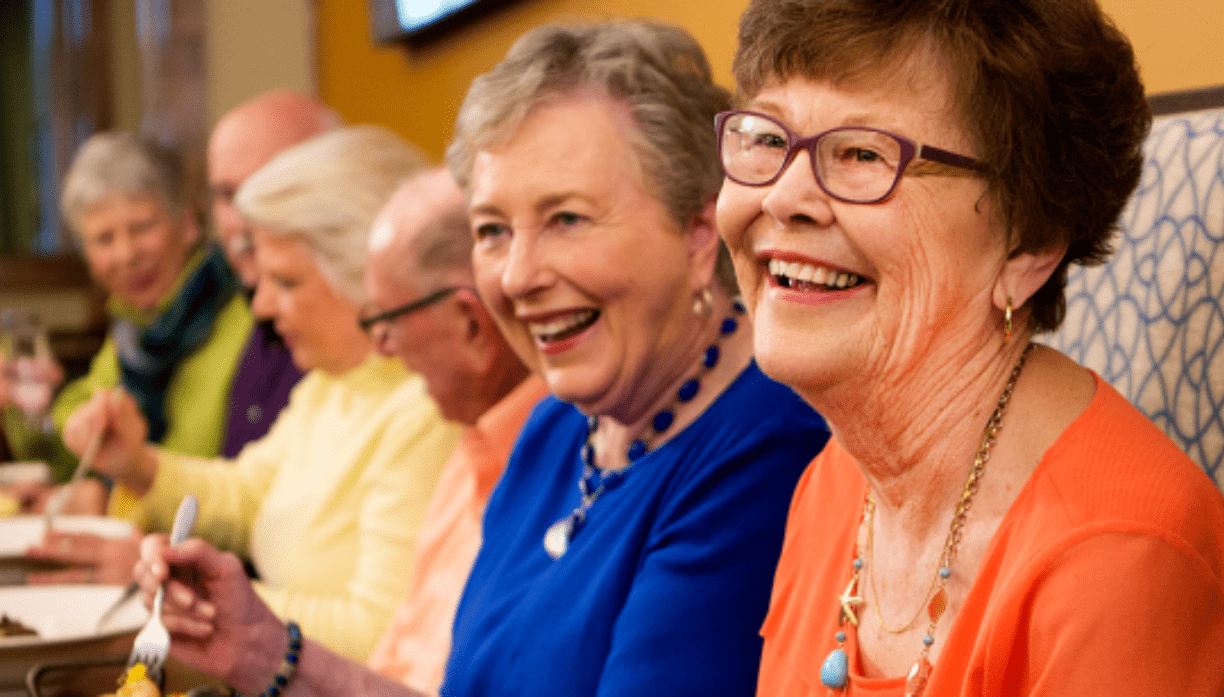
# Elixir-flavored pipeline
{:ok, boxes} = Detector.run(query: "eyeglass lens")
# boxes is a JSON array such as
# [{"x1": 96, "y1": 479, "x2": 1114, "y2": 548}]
[{"x1": 719, "y1": 112, "x2": 906, "y2": 203}]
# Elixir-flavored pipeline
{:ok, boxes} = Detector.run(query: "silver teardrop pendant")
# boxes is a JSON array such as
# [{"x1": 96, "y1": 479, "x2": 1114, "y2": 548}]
[{"x1": 543, "y1": 516, "x2": 574, "y2": 559}]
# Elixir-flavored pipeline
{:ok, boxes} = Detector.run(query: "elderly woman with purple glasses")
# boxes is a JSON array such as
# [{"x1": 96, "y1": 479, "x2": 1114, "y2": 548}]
[{"x1": 716, "y1": 0, "x2": 1224, "y2": 695}]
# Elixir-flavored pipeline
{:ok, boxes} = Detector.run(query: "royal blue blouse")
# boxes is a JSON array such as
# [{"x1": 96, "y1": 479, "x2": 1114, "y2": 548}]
[{"x1": 443, "y1": 362, "x2": 830, "y2": 697}]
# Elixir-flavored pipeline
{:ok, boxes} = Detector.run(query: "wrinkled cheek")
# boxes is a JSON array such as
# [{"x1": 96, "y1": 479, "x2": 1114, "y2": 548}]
[
  {"x1": 490, "y1": 313, "x2": 541, "y2": 372},
  {"x1": 715, "y1": 191, "x2": 766, "y2": 310},
  {"x1": 714, "y1": 185, "x2": 758, "y2": 251},
  {"x1": 472, "y1": 256, "x2": 506, "y2": 312}
]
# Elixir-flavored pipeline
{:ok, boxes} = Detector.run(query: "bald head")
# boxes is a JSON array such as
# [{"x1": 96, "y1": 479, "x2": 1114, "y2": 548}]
[
  {"x1": 365, "y1": 168, "x2": 527, "y2": 424},
  {"x1": 369, "y1": 168, "x2": 471, "y2": 290},
  {"x1": 209, "y1": 90, "x2": 342, "y2": 286}
]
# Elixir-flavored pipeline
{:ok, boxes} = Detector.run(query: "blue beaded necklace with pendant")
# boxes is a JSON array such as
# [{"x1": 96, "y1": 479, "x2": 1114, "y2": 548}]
[{"x1": 542, "y1": 300, "x2": 746, "y2": 560}]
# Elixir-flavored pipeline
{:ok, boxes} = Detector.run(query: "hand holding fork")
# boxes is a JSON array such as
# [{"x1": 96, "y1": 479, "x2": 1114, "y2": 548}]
[{"x1": 127, "y1": 494, "x2": 198, "y2": 686}]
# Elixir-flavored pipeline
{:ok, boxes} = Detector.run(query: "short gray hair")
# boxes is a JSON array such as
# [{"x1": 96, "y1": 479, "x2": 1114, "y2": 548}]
[
  {"x1": 446, "y1": 20, "x2": 737, "y2": 291},
  {"x1": 235, "y1": 125, "x2": 431, "y2": 305},
  {"x1": 60, "y1": 131, "x2": 186, "y2": 236}
]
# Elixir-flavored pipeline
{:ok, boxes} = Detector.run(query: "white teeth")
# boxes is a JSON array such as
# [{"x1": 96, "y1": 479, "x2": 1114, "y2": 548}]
[
  {"x1": 528, "y1": 310, "x2": 596, "y2": 338},
  {"x1": 767, "y1": 258, "x2": 860, "y2": 289}
]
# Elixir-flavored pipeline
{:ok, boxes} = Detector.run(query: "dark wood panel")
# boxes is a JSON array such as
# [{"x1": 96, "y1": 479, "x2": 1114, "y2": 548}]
[
  {"x1": 0, "y1": 254, "x2": 93, "y2": 290},
  {"x1": 1149, "y1": 84, "x2": 1224, "y2": 116}
]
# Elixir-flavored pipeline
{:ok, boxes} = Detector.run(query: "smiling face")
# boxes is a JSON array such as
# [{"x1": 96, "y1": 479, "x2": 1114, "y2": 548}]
[
  {"x1": 77, "y1": 195, "x2": 198, "y2": 313},
  {"x1": 250, "y1": 228, "x2": 370, "y2": 374},
  {"x1": 716, "y1": 66, "x2": 1009, "y2": 402},
  {"x1": 468, "y1": 96, "x2": 704, "y2": 420}
]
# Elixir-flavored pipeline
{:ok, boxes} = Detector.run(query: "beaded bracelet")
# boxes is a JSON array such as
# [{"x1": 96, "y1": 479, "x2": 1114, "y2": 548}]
[{"x1": 259, "y1": 620, "x2": 302, "y2": 697}]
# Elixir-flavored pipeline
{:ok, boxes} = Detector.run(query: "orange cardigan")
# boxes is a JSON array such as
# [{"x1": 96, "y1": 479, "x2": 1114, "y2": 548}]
[{"x1": 759, "y1": 375, "x2": 1224, "y2": 697}]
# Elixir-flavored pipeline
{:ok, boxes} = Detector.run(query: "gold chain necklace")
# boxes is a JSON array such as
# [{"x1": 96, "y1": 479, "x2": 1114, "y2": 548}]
[
  {"x1": 820, "y1": 342, "x2": 1033, "y2": 696},
  {"x1": 865, "y1": 502, "x2": 940, "y2": 633}
]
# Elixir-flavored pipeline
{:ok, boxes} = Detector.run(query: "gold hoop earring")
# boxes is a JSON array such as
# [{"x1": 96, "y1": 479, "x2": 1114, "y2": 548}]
[
  {"x1": 692, "y1": 287, "x2": 714, "y2": 319},
  {"x1": 1004, "y1": 297, "x2": 1014, "y2": 341}
]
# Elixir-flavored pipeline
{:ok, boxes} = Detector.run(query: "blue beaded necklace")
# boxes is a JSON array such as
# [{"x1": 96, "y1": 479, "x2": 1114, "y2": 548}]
[{"x1": 542, "y1": 299, "x2": 746, "y2": 560}]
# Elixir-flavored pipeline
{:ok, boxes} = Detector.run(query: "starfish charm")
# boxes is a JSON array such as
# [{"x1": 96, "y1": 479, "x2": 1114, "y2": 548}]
[{"x1": 839, "y1": 575, "x2": 863, "y2": 627}]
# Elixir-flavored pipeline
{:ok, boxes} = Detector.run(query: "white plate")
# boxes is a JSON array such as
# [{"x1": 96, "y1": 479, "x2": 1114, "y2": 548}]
[
  {"x1": 0, "y1": 516, "x2": 136, "y2": 559},
  {"x1": 0, "y1": 584, "x2": 146, "y2": 647},
  {"x1": 0, "y1": 462, "x2": 51, "y2": 487},
  {"x1": 0, "y1": 584, "x2": 149, "y2": 691}
]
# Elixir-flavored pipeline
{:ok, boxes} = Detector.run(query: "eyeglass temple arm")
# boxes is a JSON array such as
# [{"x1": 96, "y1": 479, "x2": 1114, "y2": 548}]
[{"x1": 917, "y1": 144, "x2": 987, "y2": 172}]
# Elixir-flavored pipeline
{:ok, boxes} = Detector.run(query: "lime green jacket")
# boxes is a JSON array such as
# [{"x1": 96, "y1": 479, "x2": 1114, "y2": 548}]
[{"x1": 5, "y1": 252, "x2": 253, "y2": 481}]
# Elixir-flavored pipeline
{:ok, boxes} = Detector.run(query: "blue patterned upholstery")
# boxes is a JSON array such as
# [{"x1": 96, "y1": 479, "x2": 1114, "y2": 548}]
[{"x1": 1044, "y1": 107, "x2": 1224, "y2": 485}]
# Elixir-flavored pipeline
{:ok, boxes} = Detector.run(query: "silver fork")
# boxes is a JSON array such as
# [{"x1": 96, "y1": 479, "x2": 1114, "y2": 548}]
[{"x1": 127, "y1": 494, "x2": 198, "y2": 686}]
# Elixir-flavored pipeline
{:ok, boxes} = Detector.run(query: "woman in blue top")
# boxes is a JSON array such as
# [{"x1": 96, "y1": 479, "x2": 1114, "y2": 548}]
[
  {"x1": 447, "y1": 19, "x2": 829, "y2": 696},
  {"x1": 129, "y1": 19, "x2": 829, "y2": 697}
]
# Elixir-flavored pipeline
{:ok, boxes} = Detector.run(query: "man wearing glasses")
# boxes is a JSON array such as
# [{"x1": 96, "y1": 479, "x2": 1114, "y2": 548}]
[{"x1": 359, "y1": 169, "x2": 546, "y2": 696}]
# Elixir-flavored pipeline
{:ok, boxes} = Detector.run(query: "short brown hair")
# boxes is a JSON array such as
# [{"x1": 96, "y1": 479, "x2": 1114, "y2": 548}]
[
  {"x1": 447, "y1": 20, "x2": 738, "y2": 291},
  {"x1": 733, "y1": 0, "x2": 1151, "y2": 332}
]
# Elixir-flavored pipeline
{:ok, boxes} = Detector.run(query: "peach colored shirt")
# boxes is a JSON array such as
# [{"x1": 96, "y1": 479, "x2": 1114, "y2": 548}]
[
  {"x1": 367, "y1": 376, "x2": 547, "y2": 695},
  {"x1": 758, "y1": 375, "x2": 1224, "y2": 696}
]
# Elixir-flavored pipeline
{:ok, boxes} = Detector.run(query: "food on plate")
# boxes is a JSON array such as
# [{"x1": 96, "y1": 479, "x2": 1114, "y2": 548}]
[
  {"x1": 0, "y1": 613, "x2": 37, "y2": 637},
  {"x1": 0, "y1": 491, "x2": 19, "y2": 517},
  {"x1": 101, "y1": 664, "x2": 158, "y2": 697},
  {"x1": 100, "y1": 664, "x2": 195, "y2": 697}
]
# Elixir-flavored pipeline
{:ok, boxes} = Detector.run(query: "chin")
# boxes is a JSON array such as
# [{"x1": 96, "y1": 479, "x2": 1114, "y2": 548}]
[
  {"x1": 287, "y1": 349, "x2": 314, "y2": 374},
  {"x1": 753, "y1": 326, "x2": 842, "y2": 396},
  {"x1": 539, "y1": 367, "x2": 606, "y2": 413},
  {"x1": 126, "y1": 295, "x2": 160, "y2": 313}
]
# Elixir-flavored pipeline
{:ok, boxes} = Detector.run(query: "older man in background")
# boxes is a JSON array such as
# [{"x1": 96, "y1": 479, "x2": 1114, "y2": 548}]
[
  {"x1": 360, "y1": 169, "x2": 544, "y2": 695},
  {"x1": 207, "y1": 90, "x2": 341, "y2": 456}
]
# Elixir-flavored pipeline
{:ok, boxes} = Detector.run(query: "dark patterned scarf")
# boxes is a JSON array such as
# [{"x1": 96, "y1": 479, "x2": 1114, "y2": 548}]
[{"x1": 112, "y1": 244, "x2": 239, "y2": 443}]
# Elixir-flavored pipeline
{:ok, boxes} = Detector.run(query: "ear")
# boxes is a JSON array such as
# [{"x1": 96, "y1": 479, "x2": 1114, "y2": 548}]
[
  {"x1": 451, "y1": 288, "x2": 497, "y2": 374},
  {"x1": 993, "y1": 244, "x2": 1066, "y2": 312},
  {"x1": 685, "y1": 197, "x2": 721, "y2": 292}
]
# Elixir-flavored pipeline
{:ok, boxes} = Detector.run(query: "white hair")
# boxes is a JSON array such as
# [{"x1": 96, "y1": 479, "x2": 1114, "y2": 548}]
[
  {"x1": 235, "y1": 125, "x2": 431, "y2": 304},
  {"x1": 60, "y1": 131, "x2": 186, "y2": 237}
]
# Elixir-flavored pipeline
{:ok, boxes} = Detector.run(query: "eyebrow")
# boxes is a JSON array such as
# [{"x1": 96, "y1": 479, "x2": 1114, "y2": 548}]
[
  {"x1": 470, "y1": 191, "x2": 598, "y2": 219},
  {"x1": 469, "y1": 202, "x2": 504, "y2": 218},
  {"x1": 534, "y1": 192, "x2": 597, "y2": 215},
  {"x1": 748, "y1": 98, "x2": 895, "y2": 131}
]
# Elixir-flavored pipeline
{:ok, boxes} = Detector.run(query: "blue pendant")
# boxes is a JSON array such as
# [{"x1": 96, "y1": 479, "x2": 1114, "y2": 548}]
[{"x1": 820, "y1": 647, "x2": 848, "y2": 689}]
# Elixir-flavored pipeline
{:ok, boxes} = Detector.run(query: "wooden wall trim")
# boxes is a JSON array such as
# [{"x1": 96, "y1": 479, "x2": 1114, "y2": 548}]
[
  {"x1": 1149, "y1": 84, "x2": 1224, "y2": 116},
  {"x1": 0, "y1": 254, "x2": 93, "y2": 290}
]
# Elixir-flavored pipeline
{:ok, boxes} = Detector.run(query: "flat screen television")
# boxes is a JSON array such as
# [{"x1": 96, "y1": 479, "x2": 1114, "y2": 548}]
[{"x1": 369, "y1": 0, "x2": 518, "y2": 45}]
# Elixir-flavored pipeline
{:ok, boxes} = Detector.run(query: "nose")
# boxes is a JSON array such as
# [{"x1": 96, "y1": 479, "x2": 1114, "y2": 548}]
[
  {"x1": 112, "y1": 230, "x2": 138, "y2": 268},
  {"x1": 499, "y1": 233, "x2": 554, "y2": 301},
  {"x1": 250, "y1": 275, "x2": 275, "y2": 321},
  {"x1": 761, "y1": 147, "x2": 836, "y2": 229}
]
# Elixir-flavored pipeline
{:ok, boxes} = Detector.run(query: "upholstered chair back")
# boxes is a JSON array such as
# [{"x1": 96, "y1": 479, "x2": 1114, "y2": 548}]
[{"x1": 1044, "y1": 105, "x2": 1224, "y2": 486}]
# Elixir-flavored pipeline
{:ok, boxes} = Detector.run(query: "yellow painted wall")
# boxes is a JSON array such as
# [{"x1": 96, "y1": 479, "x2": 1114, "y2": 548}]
[
  {"x1": 1104, "y1": 1, "x2": 1224, "y2": 96},
  {"x1": 316, "y1": 0, "x2": 747, "y2": 160},
  {"x1": 317, "y1": 0, "x2": 1224, "y2": 161}
]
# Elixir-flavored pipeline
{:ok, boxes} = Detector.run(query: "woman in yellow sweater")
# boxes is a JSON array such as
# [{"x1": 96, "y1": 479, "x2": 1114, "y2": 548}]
[{"x1": 62, "y1": 126, "x2": 460, "y2": 661}]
